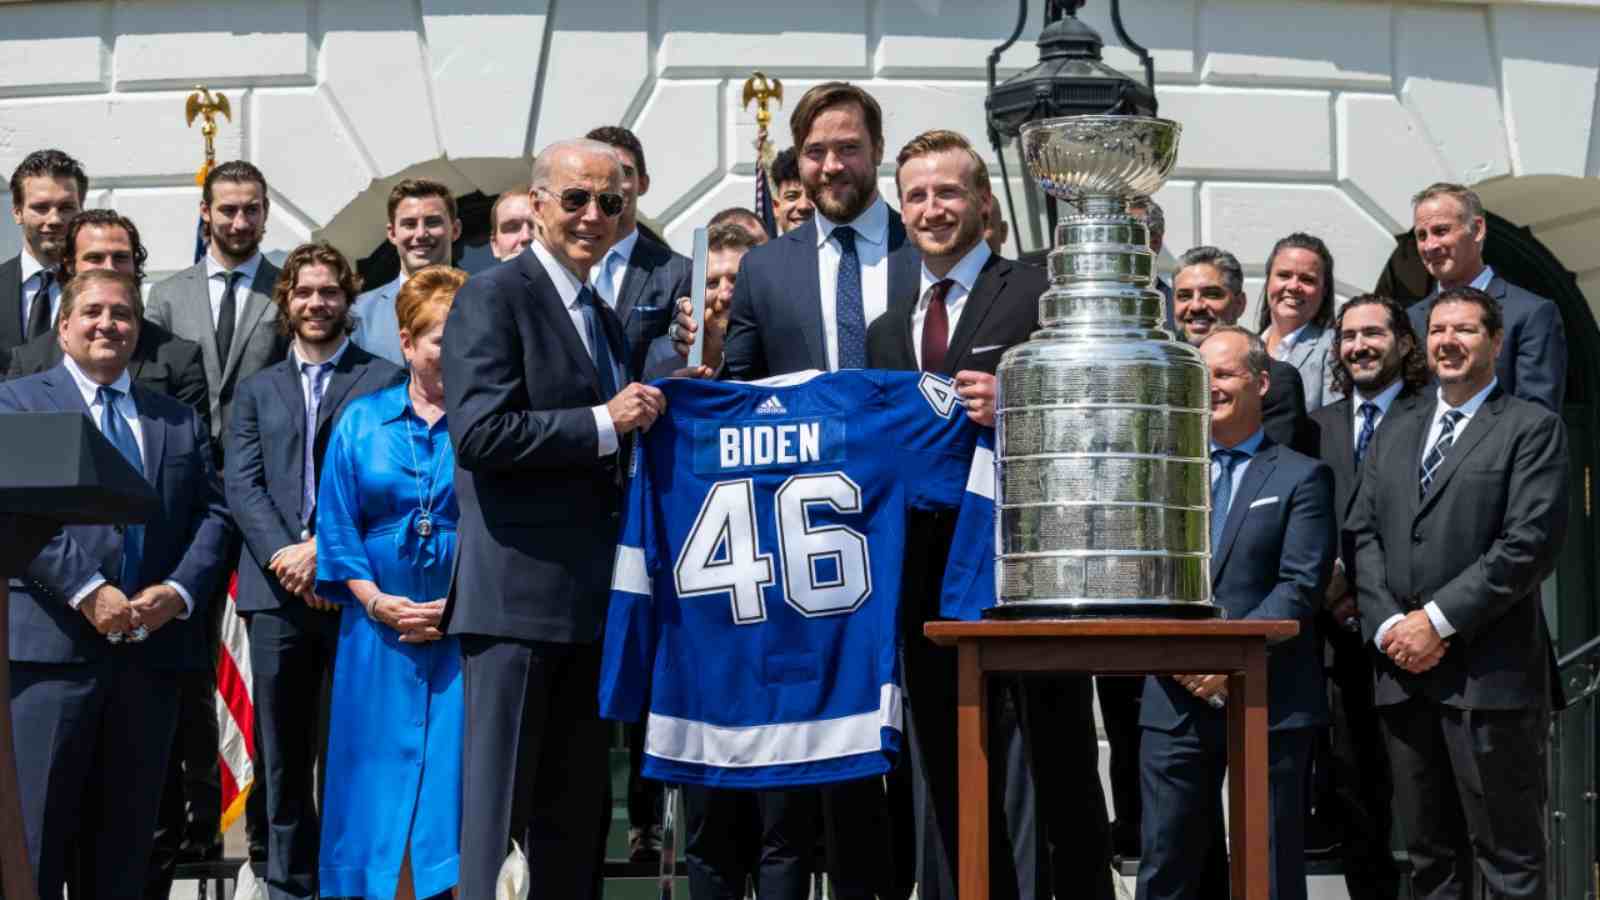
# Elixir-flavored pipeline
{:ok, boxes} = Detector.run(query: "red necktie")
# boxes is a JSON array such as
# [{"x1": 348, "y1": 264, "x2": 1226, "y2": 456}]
[{"x1": 921, "y1": 279, "x2": 953, "y2": 372}]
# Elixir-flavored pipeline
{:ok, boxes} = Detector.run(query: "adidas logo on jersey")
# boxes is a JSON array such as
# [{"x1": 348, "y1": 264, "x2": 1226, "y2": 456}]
[{"x1": 756, "y1": 395, "x2": 787, "y2": 415}]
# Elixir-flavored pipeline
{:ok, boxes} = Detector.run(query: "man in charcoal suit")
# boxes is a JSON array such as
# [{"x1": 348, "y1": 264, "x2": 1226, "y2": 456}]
[
  {"x1": 1350, "y1": 286, "x2": 1569, "y2": 900},
  {"x1": 1, "y1": 270, "x2": 232, "y2": 900}
]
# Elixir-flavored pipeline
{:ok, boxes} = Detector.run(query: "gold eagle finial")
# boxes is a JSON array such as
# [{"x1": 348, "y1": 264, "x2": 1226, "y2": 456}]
[{"x1": 185, "y1": 86, "x2": 233, "y2": 185}]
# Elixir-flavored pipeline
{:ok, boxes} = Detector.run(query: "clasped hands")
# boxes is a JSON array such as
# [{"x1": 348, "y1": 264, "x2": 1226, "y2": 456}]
[
  {"x1": 81, "y1": 582, "x2": 184, "y2": 643},
  {"x1": 365, "y1": 593, "x2": 447, "y2": 643},
  {"x1": 1172, "y1": 673, "x2": 1228, "y2": 707},
  {"x1": 1378, "y1": 609, "x2": 1449, "y2": 674},
  {"x1": 272, "y1": 538, "x2": 336, "y2": 612}
]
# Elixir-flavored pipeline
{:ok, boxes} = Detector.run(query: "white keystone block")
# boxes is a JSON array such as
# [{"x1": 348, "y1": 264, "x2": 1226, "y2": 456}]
[
  {"x1": 533, "y1": 0, "x2": 648, "y2": 150},
  {"x1": 1160, "y1": 87, "x2": 1332, "y2": 178},
  {"x1": 113, "y1": 0, "x2": 311, "y2": 87},
  {"x1": 1395, "y1": 6, "x2": 1512, "y2": 185},
  {"x1": 422, "y1": 3, "x2": 548, "y2": 160},
  {"x1": 876, "y1": 0, "x2": 1043, "y2": 77},
  {"x1": 634, "y1": 82, "x2": 722, "y2": 224},
  {"x1": 112, "y1": 186, "x2": 205, "y2": 274},
  {"x1": 1336, "y1": 94, "x2": 1449, "y2": 231},
  {"x1": 321, "y1": 0, "x2": 441, "y2": 178},
  {"x1": 1491, "y1": 6, "x2": 1600, "y2": 178},
  {"x1": 1200, "y1": 183, "x2": 1395, "y2": 297},
  {"x1": 0, "y1": 92, "x2": 243, "y2": 182},
  {"x1": 0, "y1": 1, "x2": 106, "y2": 95},
  {"x1": 1200, "y1": 0, "x2": 1391, "y2": 89},
  {"x1": 250, "y1": 89, "x2": 371, "y2": 227},
  {"x1": 659, "y1": 0, "x2": 867, "y2": 76}
]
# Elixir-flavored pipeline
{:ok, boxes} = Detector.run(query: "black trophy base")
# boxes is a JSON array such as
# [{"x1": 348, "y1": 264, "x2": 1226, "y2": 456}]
[{"x1": 981, "y1": 600, "x2": 1224, "y2": 620}]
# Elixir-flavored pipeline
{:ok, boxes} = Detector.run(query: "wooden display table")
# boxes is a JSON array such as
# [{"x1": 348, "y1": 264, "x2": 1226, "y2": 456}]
[{"x1": 924, "y1": 618, "x2": 1298, "y2": 900}]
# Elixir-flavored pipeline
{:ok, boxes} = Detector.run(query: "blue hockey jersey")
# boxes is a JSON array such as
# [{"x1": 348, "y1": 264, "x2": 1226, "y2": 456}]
[{"x1": 599, "y1": 369, "x2": 985, "y2": 788}]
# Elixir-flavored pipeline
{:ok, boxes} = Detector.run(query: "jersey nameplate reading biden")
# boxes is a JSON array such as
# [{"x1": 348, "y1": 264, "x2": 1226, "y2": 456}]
[{"x1": 598, "y1": 370, "x2": 995, "y2": 788}]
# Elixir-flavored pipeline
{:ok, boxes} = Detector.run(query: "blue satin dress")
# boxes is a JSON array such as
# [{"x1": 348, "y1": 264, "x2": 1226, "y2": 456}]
[{"x1": 314, "y1": 380, "x2": 462, "y2": 900}]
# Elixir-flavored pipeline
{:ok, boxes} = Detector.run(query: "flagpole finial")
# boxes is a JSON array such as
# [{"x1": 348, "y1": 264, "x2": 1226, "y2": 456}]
[
  {"x1": 742, "y1": 72, "x2": 784, "y2": 165},
  {"x1": 185, "y1": 86, "x2": 232, "y2": 186}
]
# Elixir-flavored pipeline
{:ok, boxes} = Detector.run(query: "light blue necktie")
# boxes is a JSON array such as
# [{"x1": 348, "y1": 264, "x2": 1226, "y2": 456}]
[
  {"x1": 579, "y1": 286, "x2": 622, "y2": 399},
  {"x1": 1210, "y1": 448, "x2": 1245, "y2": 552},
  {"x1": 834, "y1": 226, "x2": 866, "y2": 369},
  {"x1": 301, "y1": 361, "x2": 330, "y2": 526},
  {"x1": 98, "y1": 385, "x2": 145, "y2": 588}
]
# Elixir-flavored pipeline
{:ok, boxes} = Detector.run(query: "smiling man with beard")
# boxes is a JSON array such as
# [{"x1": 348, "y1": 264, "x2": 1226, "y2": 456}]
[
  {"x1": 225, "y1": 242, "x2": 398, "y2": 900},
  {"x1": 147, "y1": 160, "x2": 289, "y2": 463},
  {"x1": 351, "y1": 179, "x2": 462, "y2": 367},
  {"x1": 1172, "y1": 245, "x2": 1314, "y2": 454}
]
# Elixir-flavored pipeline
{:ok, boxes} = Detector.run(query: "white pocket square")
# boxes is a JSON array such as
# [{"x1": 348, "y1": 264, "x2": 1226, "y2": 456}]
[
  {"x1": 1248, "y1": 496, "x2": 1279, "y2": 509},
  {"x1": 971, "y1": 344, "x2": 1004, "y2": 354}
]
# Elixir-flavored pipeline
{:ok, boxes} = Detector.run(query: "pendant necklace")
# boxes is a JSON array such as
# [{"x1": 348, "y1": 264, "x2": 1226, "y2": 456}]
[{"x1": 404, "y1": 401, "x2": 446, "y2": 539}]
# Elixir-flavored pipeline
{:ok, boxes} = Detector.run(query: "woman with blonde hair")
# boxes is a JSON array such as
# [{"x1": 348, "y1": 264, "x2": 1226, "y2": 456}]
[{"x1": 315, "y1": 265, "x2": 470, "y2": 899}]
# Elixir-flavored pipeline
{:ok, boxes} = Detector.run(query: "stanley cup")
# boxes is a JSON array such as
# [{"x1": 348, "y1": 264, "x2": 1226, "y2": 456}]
[{"x1": 986, "y1": 115, "x2": 1219, "y2": 619}]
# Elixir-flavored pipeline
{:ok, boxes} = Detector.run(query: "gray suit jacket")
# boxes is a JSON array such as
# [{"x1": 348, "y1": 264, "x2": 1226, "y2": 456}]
[
  {"x1": 1350, "y1": 386, "x2": 1569, "y2": 710},
  {"x1": 1274, "y1": 321, "x2": 1339, "y2": 411},
  {"x1": 145, "y1": 257, "x2": 288, "y2": 451},
  {"x1": 350, "y1": 274, "x2": 405, "y2": 367}
]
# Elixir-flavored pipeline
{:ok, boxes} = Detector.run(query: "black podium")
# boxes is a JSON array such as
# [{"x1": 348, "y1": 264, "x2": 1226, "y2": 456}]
[{"x1": 1, "y1": 412, "x2": 159, "y2": 900}]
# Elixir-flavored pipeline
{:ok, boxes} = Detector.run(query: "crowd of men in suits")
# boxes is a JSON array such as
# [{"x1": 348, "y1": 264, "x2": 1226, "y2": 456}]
[{"x1": 0, "y1": 75, "x2": 1574, "y2": 900}]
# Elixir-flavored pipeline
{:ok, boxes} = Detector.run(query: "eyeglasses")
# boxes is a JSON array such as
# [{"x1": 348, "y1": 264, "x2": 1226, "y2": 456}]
[{"x1": 538, "y1": 187, "x2": 624, "y2": 218}]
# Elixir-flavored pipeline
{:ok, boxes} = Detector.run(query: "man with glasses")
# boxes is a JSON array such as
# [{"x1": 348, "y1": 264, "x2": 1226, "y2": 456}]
[{"x1": 442, "y1": 138, "x2": 680, "y2": 900}]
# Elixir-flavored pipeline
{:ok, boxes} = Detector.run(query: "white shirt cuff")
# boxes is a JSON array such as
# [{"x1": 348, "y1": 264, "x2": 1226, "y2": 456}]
[
  {"x1": 592, "y1": 405, "x2": 618, "y2": 456},
  {"x1": 164, "y1": 580, "x2": 196, "y2": 619},
  {"x1": 1373, "y1": 612, "x2": 1405, "y2": 649},
  {"x1": 68, "y1": 575, "x2": 107, "y2": 609},
  {"x1": 1423, "y1": 601, "x2": 1455, "y2": 639}
]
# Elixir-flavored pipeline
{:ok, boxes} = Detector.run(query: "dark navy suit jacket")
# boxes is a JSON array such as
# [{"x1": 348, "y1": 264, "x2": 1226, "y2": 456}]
[
  {"x1": 721, "y1": 212, "x2": 908, "y2": 379},
  {"x1": 441, "y1": 248, "x2": 637, "y2": 644},
  {"x1": 1141, "y1": 438, "x2": 1336, "y2": 733},
  {"x1": 0, "y1": 364, "x2": 233, "y2": 672},
  {"x1": 614, "y1": 233, "x2": 690, "y2": 379},
  {"x1": 225, "y1": 343, "x2": 400, "y2": 612},
  {"x1": 1407, "y1": 273, "x2": 1567, "y2": 414}
]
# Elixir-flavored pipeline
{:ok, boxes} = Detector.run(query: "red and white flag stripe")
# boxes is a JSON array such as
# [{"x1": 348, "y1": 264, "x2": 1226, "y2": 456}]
[{"x1": 216, "y1": 572, "x2": 255, "y2": 831}]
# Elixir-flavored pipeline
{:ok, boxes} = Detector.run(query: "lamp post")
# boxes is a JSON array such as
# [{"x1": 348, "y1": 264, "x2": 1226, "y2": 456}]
[{"x1": 986, "y1": 0, "x2": 1159, "y2": 259}]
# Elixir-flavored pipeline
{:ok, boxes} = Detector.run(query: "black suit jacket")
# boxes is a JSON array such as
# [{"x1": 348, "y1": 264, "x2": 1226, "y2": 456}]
[
  {"x1": 722, "y1": 209, "x2": 909, "y2": 379},
  {"x1": 441, "y1": 247, "x2": 631, "y2": 643},
  {"x1": 1264, "y1": 359, "x2": 1315, "y2": 456},
  {"x1": 6, "y1": 319, "x2": 212, "y2": 437},
  {"x1": 1309, "y1": 387, "x2": 1426, "y2": 577},
  {"x1": 1142, "y1": 439, "x2": 1336, "y2": 732},
  {"x1": 1350, "y1": 386, "x2": 1569, "y2": 709},
  {"x1": 1406, "y1": 274, "x2": 1567, "y2": 413},
  {"x1": 615, "y1": 233, "x2": 690, "y2": 379},
  {"x1": 225, "y1": 343, "x2": 401, "y2": 612},
  {"x1": 0, "y1": 254, "x2": 27, "y2": 364},
  {"x1": 0, "y1": 365, "x2": 234, "y2": 671},
  {"x1": 866, "y1": 247, "x2": 1042, "y2": 377}
]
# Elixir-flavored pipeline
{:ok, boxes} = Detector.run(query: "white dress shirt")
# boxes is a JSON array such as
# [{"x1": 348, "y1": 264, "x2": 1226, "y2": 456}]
[
  {"x1": 913, "y1": 240, "x2": 991, "y2": 369},
  {"x1": 18, "y1": 248, "x2": 61, "y2": 331},
  {"x1": 1271, "y1": 322, "x2": 1310, "y2": 360},
  {"x1": 273, "y1": 338, "x2": 352, "y2": 553},
  {"x1": 813, "y1": 196, "x2": 891, "y2": 371},
  {"x1": 60, "y1": 354, "x2": 195, "y2": 617},
  {"x1": 590, "y1": 228, "x2": 640, "y2": 305},
  {"x1": 1374, "y1": 376, "x2": 1499, "y2": 648},
  {"x1": 205, "y1": 251, "x2": 264, "y2": 330},
  {"x1": 1350, "y1": 379, "x2": 1404, "y2": 435},
  {"x1": 531, "y1": 239, "x2": 621, "y2": 456}
]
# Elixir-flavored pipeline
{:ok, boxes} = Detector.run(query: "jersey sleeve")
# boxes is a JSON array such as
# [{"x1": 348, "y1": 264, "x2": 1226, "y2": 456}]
[
  {"x1": 940, "y1": 429, "x2": 999, "y2": 621},
  {"x1": 599, "y1": 440, "x2": 659, "y2": 723},
  {"x1": 880, "y1": 371, "x2": 982, "y2": 512}
]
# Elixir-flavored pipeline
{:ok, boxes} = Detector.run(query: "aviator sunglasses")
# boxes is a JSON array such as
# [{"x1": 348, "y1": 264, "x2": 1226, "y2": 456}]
[{"x1": 539, "y1": 186, "x2": 625, "y2": 218}]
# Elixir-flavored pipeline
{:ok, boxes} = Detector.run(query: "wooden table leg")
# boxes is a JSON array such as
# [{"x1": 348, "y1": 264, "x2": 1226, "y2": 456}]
[
  {"x1": 1227, "y1": 641, "x2": 1270, "y2": 900},
  {"x1": 956, "y1": 641, "x2": 989, "y2": 900}
]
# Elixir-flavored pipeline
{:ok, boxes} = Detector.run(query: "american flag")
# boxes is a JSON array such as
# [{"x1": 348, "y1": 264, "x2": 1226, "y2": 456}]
[
  {"x1": 216, "y1": 573, "x2": 256, "y2": 831},
  {"x1": 754, "y1": 158, "x2": 777, "y2": 239}
]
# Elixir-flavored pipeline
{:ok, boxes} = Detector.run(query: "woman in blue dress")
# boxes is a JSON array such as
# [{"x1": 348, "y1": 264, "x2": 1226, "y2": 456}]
[{"x1": 315, "y1": 266, "x2": 469, "y2": 899}]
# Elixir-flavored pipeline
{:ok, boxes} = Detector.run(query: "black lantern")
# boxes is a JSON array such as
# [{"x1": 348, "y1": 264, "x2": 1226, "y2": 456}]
[{"x1": 985, "y1": 0, "x2": 1159, "y2": 259}]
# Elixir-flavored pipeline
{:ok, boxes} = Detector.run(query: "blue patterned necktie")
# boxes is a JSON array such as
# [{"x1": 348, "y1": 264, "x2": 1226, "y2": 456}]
[
  {"x1": 301, "y1": 361, "x2": 330, "y2": 526},
  {"x1": 1419, "y1": 410, "x2": 1464, "y2": 499},
  {"x1": 579, "y1": 286, "x2": 621, "y2": 399},
  {"x1": 98, "y1": 385, "x2": 145, "y2": 588},
  {"x1": 1210, "y1": 448, "x2": 1245, "y2": 552},
  {"x1": 833, "y1": 225, "x2": 866, "y2": 369},
  {"x1": 1354, "y1": 401, "x2": 1378, "y2": 470}
]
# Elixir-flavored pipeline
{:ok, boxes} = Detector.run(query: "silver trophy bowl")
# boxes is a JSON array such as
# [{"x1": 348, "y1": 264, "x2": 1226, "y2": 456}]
[{"x1": 987, "y1": 115, "x2": 1218, "y2": 620}]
